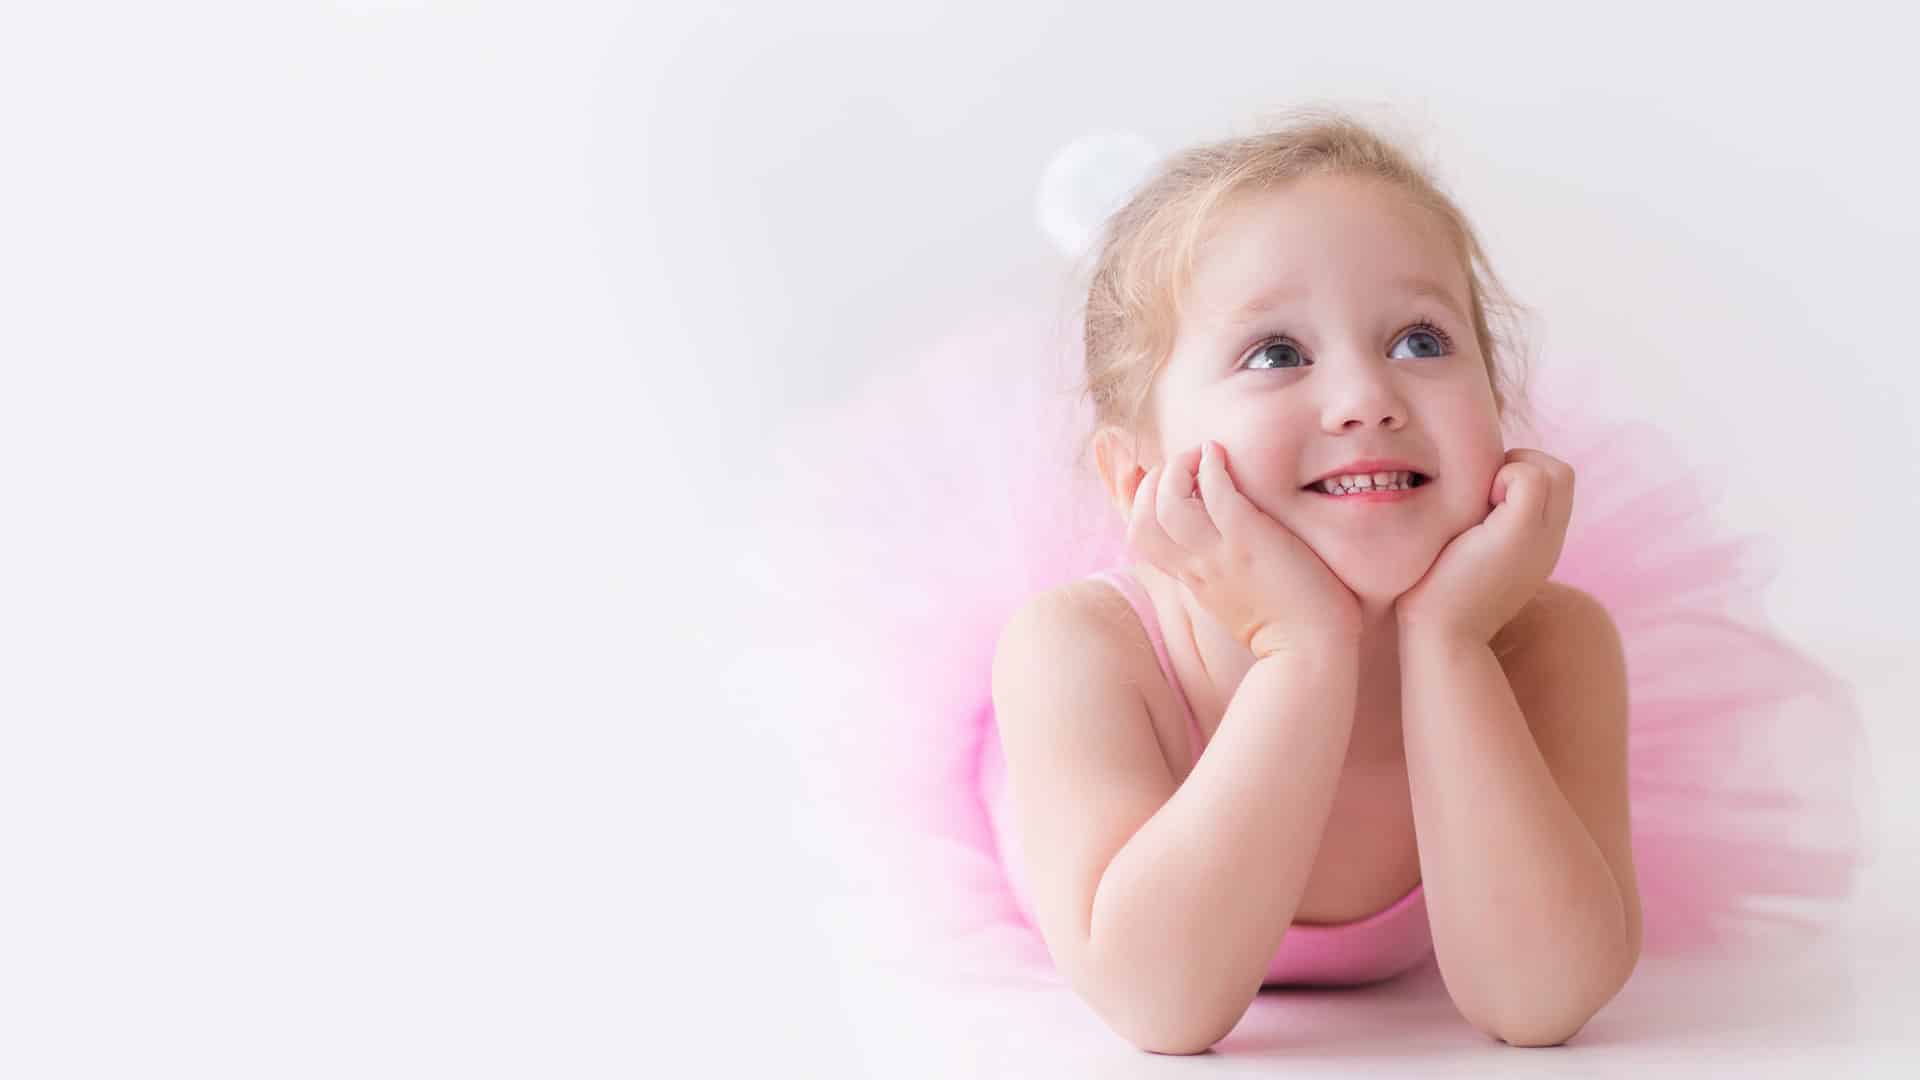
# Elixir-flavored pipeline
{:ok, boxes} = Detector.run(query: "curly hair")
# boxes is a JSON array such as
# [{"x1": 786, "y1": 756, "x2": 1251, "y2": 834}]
[{"x1": 1066, "y1": 101, "x2": 1539, "y2": 474}]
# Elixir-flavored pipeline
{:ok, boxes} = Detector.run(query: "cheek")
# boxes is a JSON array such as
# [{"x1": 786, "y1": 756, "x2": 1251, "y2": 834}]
[
  {"x1": 1443, "y1": 402, "x2": 1507, "y2": 501},
  {"x1": 1445, "y1": 452, "x2": 1505, "y2": 524},
  {"x1": 1218, "y1": 433, "x2": 1307, "y2": 512}
]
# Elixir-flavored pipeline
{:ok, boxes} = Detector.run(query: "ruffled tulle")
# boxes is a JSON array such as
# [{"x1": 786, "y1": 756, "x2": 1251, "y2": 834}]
[{"x1": 728, "y1": 303, "x2": 1869, "y2": 990}]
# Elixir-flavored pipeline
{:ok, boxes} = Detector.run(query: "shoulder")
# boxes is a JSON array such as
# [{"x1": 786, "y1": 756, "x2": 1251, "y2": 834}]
[
  {"x1": 1493, "y1": 581, "x2": 1615, "y2": 655},
  {"x1": 993, "y1": 577, "x2": 1148, "y2": 686},
  {"x1": 1493, "y1": 582, "x2": 1627, "y2": 728},
  {"x1": 991, "y1": 577, "x2": 1165, "y2": 735}
]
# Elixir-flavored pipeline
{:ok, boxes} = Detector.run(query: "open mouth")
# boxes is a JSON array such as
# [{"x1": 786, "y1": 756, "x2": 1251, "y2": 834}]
[{"x1": 1300, "y1": 472, "x2": 1433, "y2": 495}]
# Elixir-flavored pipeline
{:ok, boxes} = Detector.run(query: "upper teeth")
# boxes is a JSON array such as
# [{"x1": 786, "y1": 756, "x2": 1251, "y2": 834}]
[{"x1": 1318, "y1": 470, "x2": 1415, "y2": 493}]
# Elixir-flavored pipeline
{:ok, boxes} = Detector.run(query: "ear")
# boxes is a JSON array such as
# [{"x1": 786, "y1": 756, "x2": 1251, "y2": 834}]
[{"x1": 1092, "y1": 425, "x2": 1148, "y2": 519}]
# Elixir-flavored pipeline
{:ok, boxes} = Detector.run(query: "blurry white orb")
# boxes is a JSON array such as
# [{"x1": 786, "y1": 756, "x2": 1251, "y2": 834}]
[{"x1": 1035, "y1": 132, "x2": 1160, "y2": 261}]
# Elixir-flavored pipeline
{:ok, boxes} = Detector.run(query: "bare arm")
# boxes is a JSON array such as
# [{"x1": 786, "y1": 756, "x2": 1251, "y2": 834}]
[
  {"x1": 1398, "y1": 603, "x2": 1638, "y2": 1047},
  {"x1": 993, "y1": 591, "x2": 1360, "y2": 1054},
  {"x1": 1089, "y1": 645, "x2": 1359, "y2": 1051}
]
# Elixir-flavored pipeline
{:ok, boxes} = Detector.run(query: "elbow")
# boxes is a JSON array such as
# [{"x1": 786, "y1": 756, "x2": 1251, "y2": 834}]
[
  {"x1": 1111, "y1": 1007, "x2": 1236, "y2": 1057},
  {"x1": 1466, "y1": 934, "x2": 1638, "y2": 1048},
  {"x1": 1070, "y1": 960, "x2": 1242, "y2": 1056},
  {"x1": 1469, "y1": 975, "x2": 1623, "y2": 1048},
  {"x1": 1462, "y1": 989, "x2": 1601, "y2": 1048},
  {"x1": 1479, "y1": 1014, "x2": 1587, "y2": 1049}
]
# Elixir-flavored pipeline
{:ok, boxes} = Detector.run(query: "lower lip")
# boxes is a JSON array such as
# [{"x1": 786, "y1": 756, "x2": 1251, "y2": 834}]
[{"x1": 1305, "y1": 482, "x2": 1430, "y2": 504}]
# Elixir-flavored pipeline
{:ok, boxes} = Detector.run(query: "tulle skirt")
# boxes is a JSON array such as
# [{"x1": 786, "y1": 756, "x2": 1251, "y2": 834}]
[{"x1": 728, "y1": 303, "x2": 1869, "y2": 989}]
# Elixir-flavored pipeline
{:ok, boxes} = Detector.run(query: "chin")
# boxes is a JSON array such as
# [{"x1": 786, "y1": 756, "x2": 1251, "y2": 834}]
[
  {"x1": 1322, "y1": 546, "x2": 1440, "y2": 604},
  {"x1": 1337, "y1": 569, "x2": 1425, "y2": 607}
]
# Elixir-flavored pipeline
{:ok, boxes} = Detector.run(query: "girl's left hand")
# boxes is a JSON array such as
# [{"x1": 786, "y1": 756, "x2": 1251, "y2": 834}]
[{"x1": 1394, "y1": 448, "x2": 1575, "y2": 644}]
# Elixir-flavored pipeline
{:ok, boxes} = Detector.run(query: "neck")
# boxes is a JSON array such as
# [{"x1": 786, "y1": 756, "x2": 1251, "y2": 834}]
[
  {"x1": 1147, "y1": 565, "x2": 1406, "y2": 764},
  {"x1": 1356, "y1": 591, "x2": 1402, "y2": 667}
]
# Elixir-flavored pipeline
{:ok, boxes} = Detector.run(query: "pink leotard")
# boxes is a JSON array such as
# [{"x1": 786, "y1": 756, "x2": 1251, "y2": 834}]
[{"x1": 985, "y1": 567, "x2": 1435, "y2": 987}]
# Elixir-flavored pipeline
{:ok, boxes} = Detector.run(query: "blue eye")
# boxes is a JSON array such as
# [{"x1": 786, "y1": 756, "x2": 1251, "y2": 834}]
[
  {"x1": 1244, "y1": 339, "x2": 1306, "y2": 370},
  {"x1": 1241, "y1": 320, "x2": 1456, "y2": 371}
]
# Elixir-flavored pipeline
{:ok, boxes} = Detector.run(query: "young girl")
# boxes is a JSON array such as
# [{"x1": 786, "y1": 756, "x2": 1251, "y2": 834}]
[
  {"x1": 991, "y1": 130, "x2": 1624, "y2": 1053},
  {"x1": 739, "y1": 106, "x2": 1864, "y2": 1057}
]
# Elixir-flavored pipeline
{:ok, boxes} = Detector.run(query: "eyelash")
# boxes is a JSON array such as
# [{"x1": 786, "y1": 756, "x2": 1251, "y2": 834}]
[{"x1": 1238, "y1": 317, "x2": 1456, "y2": 370}]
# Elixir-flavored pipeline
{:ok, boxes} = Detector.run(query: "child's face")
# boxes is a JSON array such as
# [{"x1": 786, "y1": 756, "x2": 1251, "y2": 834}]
[{"x1": 1151, "y1": 174, "x2": 1508, "y2": 605}]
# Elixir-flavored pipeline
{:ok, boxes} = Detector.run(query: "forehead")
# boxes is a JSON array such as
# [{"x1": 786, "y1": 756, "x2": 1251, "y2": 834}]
[{"x1": 1184, "y1": 176, "x2": 1468, "y2": 320}]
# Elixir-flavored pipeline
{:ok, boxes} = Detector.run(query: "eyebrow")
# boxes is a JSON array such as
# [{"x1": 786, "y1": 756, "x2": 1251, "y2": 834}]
[{"x1": 1225, "y1": 276, "x2": 1467, "y2": 324}]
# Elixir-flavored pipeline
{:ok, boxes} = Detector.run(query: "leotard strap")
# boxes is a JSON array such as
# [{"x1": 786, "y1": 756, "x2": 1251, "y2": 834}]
[{"x1": 1087, "y1": 568, "x2": 1204, "y2": 763}]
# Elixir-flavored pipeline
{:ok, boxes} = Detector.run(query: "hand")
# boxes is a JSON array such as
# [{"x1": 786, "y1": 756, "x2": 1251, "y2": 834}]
[
  {"x1": 1124, "y1": 440, "x2": 1362, "y2": 659},
  {"x1": 1394, "y1": 448, "x2": 1574, "y2": 645}
]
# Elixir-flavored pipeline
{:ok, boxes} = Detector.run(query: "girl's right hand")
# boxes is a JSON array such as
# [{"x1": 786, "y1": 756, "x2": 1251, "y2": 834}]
[{"x1": 1123, "y1": 440, "x2": 1362, "y2": 659}]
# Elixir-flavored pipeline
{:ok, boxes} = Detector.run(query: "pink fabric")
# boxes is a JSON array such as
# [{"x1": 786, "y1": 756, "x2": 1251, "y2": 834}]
[
  {"x1": 736, "y1": 304, "x2": 1869, "y2": 992},
  {"x1": 981, "y1": 566, "x2": 1436, "y2": 987}
]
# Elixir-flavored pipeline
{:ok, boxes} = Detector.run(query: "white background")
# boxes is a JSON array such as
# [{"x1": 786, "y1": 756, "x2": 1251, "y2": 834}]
[{"x1": 1, "y1": 2, "x2": 1915, "y2": 1076}]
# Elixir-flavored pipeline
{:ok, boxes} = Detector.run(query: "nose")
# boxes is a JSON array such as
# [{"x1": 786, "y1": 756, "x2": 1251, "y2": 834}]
[{"x1": 1319, "y1": 358, "x2": 1408, "y2": 433}]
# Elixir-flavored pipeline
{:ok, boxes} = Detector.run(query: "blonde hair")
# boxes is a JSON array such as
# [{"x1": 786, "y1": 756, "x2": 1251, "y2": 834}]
[{"x1": 1068, "y1": 103, "x2": 1538, "y2": 473}]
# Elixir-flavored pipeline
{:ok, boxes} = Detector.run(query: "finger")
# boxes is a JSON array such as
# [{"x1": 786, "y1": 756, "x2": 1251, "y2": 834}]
[
  {"x1": 1511, "y1": 456, "x2": 1562, "y2": 527},
  {"x1": 1553, "y1": 465, "x2": 1575, "y2": 529},
  {"x1": 1507, "y1": 449, "x2": 1572, "y2": 498},
  {"x1": 1490, "y1": 460, "x2": 1526, "y2": 506},
  {"x1": 1127, "y1": 464, "x2": 1182, "y2": 567},
  {"x1": 1538, "y1": 454, "x2": 1575, "y2": 526},
  {"x1": 1157, "y1": 445, "x2": 1200, "y2": 501},
  {"x1": 1157, "y1": 445, "x2": 1220, "y2": 549},
  {"x1": 1485, "y1": 466, "x2": 1517, "y2": 530},
  {"x1": 1517, "y1": 464, "x2": 1546, "y2": 525},
  {"x1": 1195, "y1": 440, "x2": 1261, "y2": 537},
  {"x1": 1497, "y1": 463, "x2": 1549, "y2": 527}
]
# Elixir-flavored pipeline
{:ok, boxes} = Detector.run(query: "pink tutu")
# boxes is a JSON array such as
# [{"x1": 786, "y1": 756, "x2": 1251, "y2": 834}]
[{"x1": 730, "y1": 302, "x2": 1868, "y2": 989}]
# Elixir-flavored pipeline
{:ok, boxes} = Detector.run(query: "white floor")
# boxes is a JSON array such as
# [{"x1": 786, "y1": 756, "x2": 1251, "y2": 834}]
[
  {"x1": 711, "y1": 648, "x2": 1920, "y2": 1078},
  {"x1": 827, "y1": 912, "x2": 1916, "y2": 1078}
]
